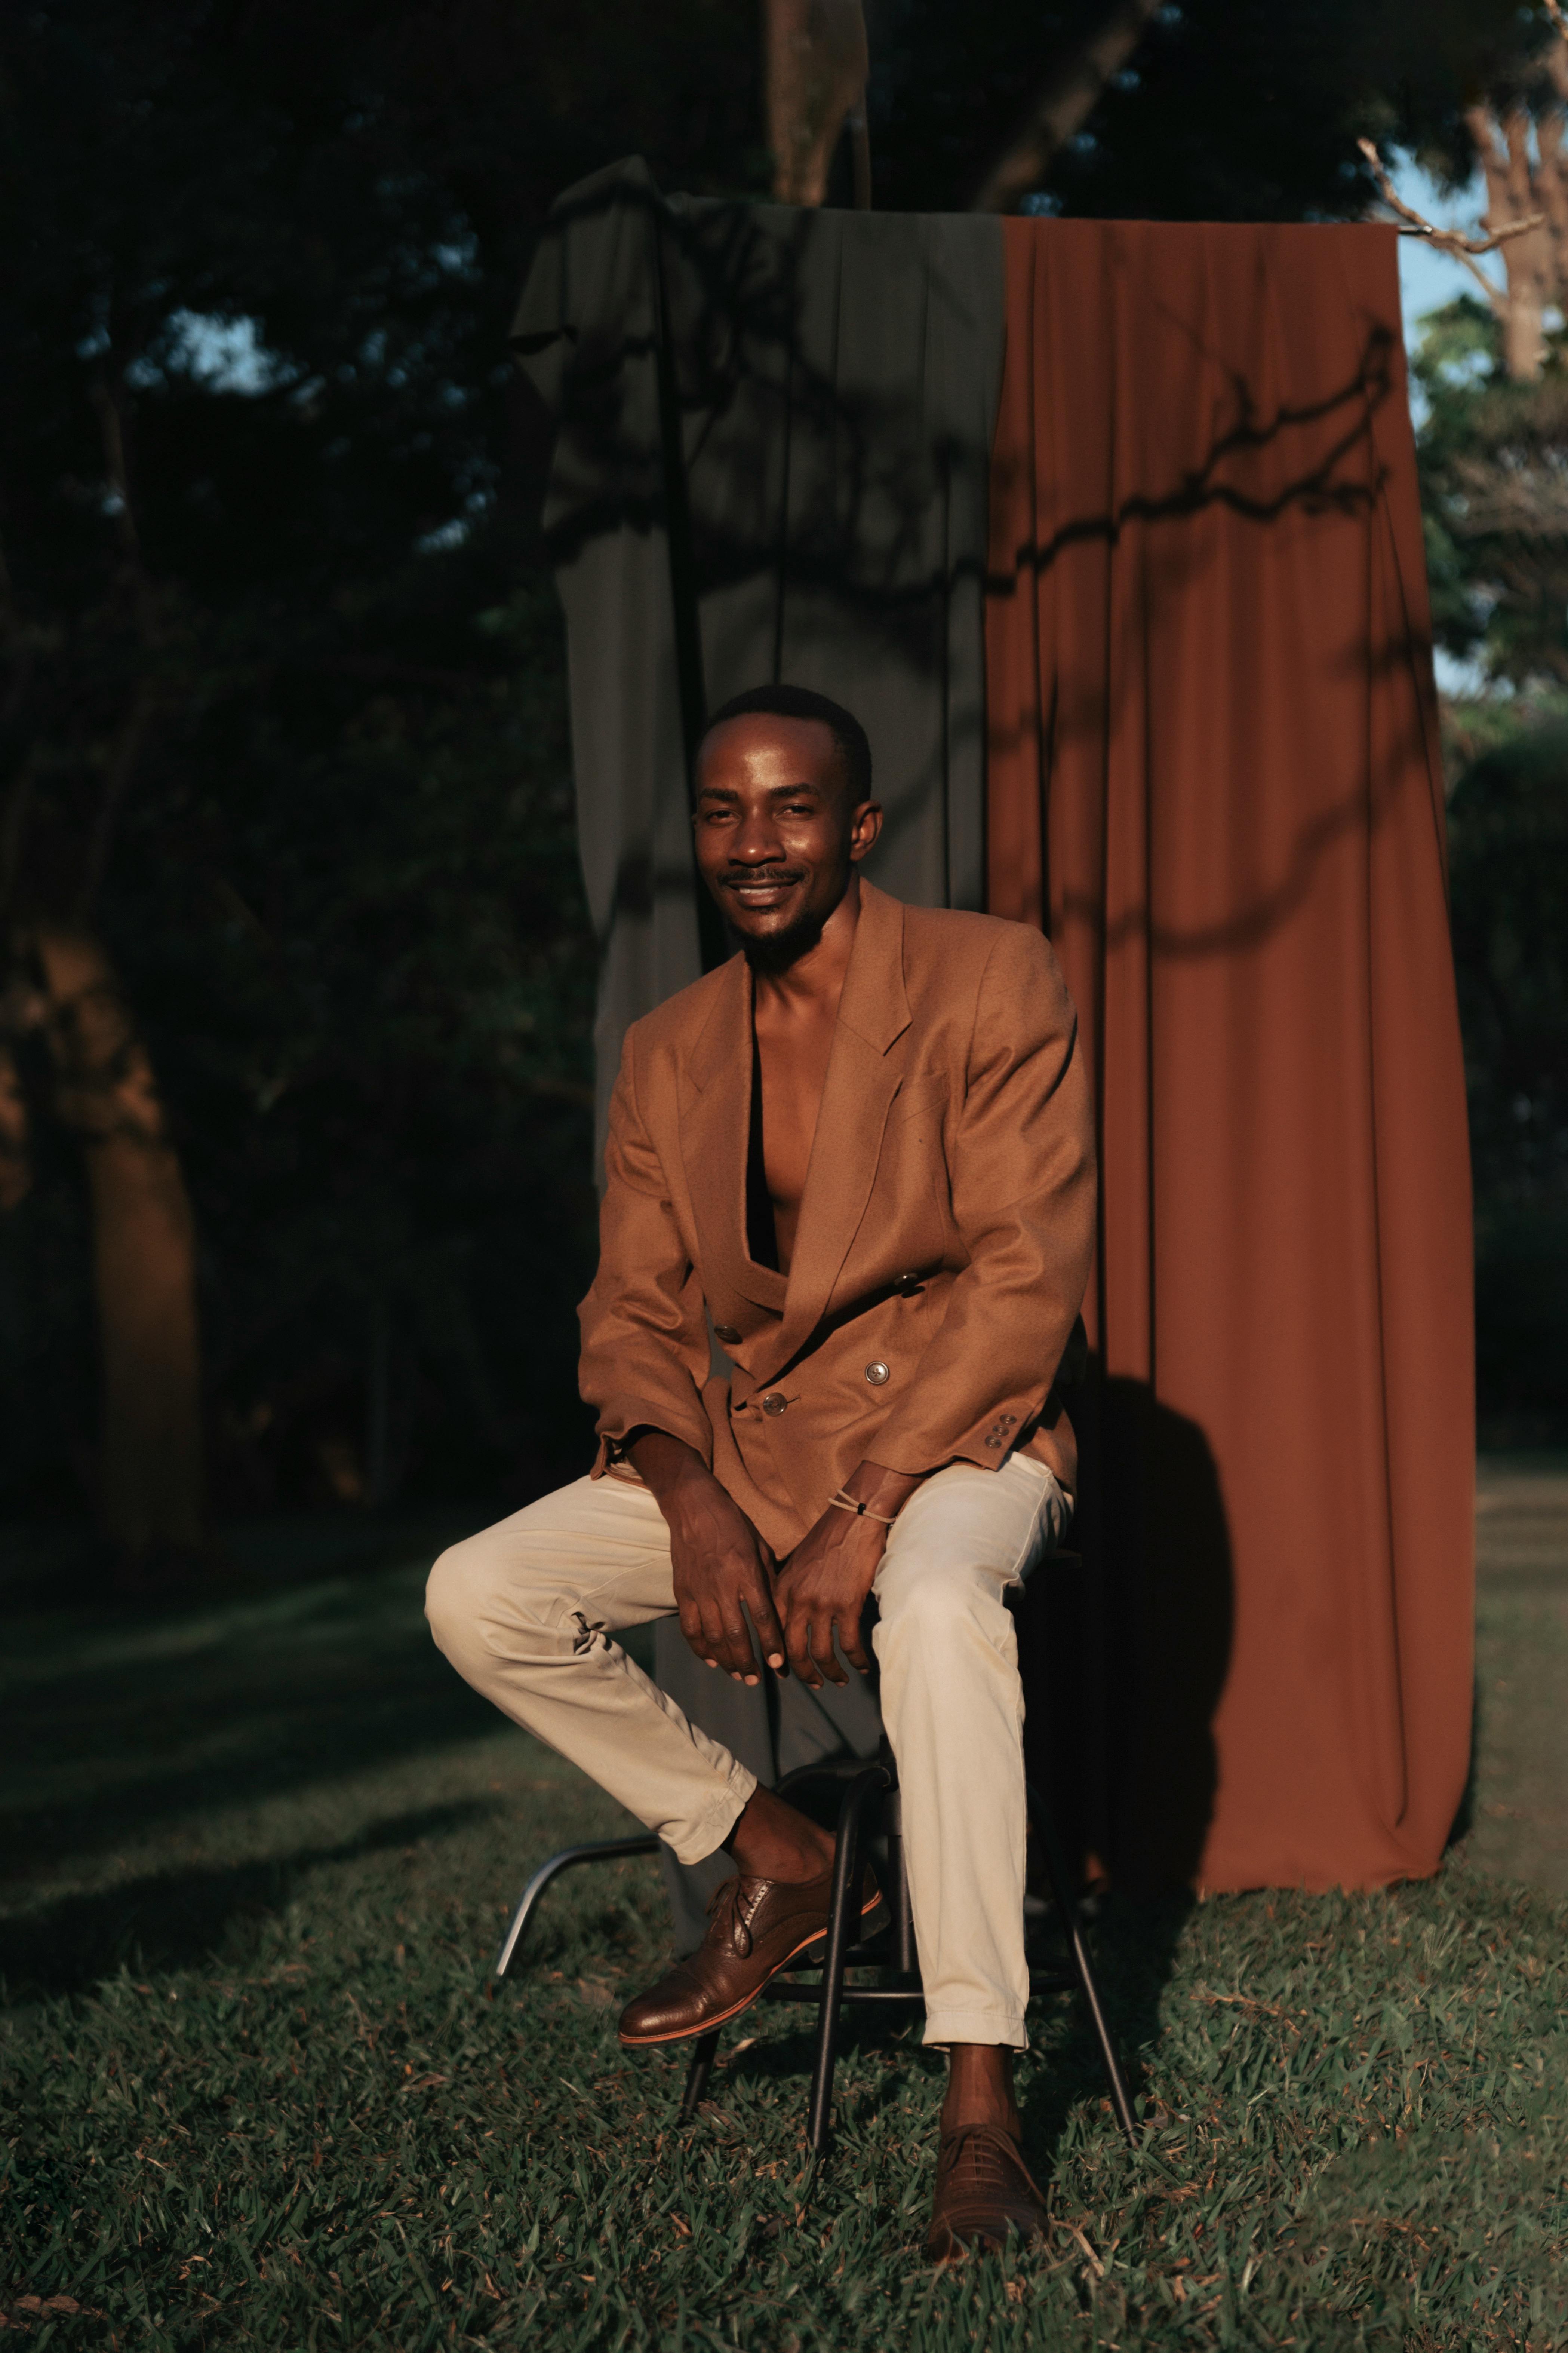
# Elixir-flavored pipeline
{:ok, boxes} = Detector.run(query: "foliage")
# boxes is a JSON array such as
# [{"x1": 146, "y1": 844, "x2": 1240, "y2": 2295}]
[
  {"x1": 1410, "y1": 292, "x2": 1568, "y2": 1430},
  {"x1": 2, "y1": 1534, "x2": 1565, "y2": 2350},
  {"x1": 1417, "y1": 298, "x2": 1568, "y2": 688},
  {"x1": 1443, "y1": 708, "x2": 1568, "y2": 1433},
  {"x1": 1448, "y1": 717, "x2": 1568, "y2": 1194},
  {"x1": 867, "y1": 0, "x2": 1537, "y2": 219}
]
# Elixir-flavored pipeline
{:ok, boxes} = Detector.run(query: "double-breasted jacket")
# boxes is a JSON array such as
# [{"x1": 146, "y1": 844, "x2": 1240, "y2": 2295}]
[{"x1": 578, "y1": 881, "x2": 1096, "y2": 1556}]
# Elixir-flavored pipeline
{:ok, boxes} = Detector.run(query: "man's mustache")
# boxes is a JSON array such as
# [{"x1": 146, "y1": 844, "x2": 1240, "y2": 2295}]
[{"x1": 720, "y1": 866, "x2": 806, "y2": 888}]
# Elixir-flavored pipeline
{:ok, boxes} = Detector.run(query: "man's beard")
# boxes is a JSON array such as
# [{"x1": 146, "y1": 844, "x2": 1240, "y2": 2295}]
[
  {"x1": 740, "y1": 905, "x2": 827, "y2": 973},
  {"x1": 714, "y1": 869, "x2": 827, "y2": 973}
]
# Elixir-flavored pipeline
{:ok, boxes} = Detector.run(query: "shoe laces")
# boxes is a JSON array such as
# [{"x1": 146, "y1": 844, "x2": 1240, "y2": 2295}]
[
  {"x1": 938, "y1": 2122, "x2": 1042, "y2": 2203},
  {"x1": 705, "y1": 1875, "x2": 757, "y2": 1958}
]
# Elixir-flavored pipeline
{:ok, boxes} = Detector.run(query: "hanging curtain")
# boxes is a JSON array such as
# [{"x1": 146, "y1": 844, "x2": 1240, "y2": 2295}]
[
  {"x1": 986, "y1": 219, "x2": 1472, "y2": 1890},
  {"x1": 514, "y1": 159, "x2": 1003, "y2": 1155}
]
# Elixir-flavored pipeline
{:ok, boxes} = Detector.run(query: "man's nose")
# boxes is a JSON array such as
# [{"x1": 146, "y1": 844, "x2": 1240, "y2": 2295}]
[{"x1": 729, "y1": 811, "x2": 786, "y2": 863}]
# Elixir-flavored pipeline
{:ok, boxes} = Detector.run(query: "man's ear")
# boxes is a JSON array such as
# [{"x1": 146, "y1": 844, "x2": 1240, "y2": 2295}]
[{"x1": 848, "y1": 800, "x2": 882, "y2": 862}]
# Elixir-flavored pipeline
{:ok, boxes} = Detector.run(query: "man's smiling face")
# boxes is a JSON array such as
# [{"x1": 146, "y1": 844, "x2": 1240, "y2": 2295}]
[{"x1": 691, "y1": 713, "x2": 880, "y2": 959}]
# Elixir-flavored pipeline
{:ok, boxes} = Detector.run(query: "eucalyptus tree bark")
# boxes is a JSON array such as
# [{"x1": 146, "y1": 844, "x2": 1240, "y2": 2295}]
[
  {"x1": 764, "y1": 0, "x2": 870, "y2": 206},
  {"x1": 970, "y1": 0, "x2": 1164, "y2": 214},
  {"x1": 33, "y1": 927, "x2": 204, "y2": 1569},
  {"x1": 0, "y1": 376, "x2": 207, "y2": 1574},
  {"x1": 1466, "y1": 45, "x2": 1568, "y2": 381},
  {"x1": 0, "y1": 1039, "x2": 30, "y2": 1212}
]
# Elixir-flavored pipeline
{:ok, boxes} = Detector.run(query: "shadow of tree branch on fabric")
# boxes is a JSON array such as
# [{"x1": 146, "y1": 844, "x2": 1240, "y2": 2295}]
[
  {"x1": 1054, "y1": 708, "x2": 1435, "y2": 963},
  {"x1": 529, "y1": 168, "x2": 997, "y2": 655},
  {"x1": 990, "y1": 318, "x2": 1442, "y2": 962},
  {"x1": 999, "y1": 325, "x2": 1399, "y2": 575}
]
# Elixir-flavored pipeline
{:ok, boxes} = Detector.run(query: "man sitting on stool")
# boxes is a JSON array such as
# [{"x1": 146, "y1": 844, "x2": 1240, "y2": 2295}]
[{"x1": 426, "y1": 683, "x2": 1095, "y2": 2256}]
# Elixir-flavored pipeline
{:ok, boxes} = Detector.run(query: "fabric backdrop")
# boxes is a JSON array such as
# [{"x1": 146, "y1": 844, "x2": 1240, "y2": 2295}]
[
  {"x1": 985, "y1": 219, "x2": 1472, "y2": 1892},
  {"x1": 514, "y1": 158, "x2": 1003, "y2": 1157},
  {"x1": 515, "y1": 167, "x2": 1474, "y2": 1899}
]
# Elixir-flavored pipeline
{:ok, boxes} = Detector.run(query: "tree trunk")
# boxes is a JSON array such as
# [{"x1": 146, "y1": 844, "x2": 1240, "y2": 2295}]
[
  {"x1": 763, "y1": 0, "x2": 869, "y2": 206},
  {"x1": 1465, "y1": 58, "x2": 1568, "y2": 383},
  {"x1": 33, "y1": 928, "x2": 205, "y2": 1573},
  {"x1": 0, "y1": 1036, "x2": 31, "y2": 1212}
]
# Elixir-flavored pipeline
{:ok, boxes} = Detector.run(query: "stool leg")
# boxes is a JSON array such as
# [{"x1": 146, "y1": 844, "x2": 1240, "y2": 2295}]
[
  {"x1": 807, "y1": 1764, "x2": 886, "y2": 2153},
  {"x1": 678, "y1": 2029, "x2": 721, "y2": 2123},
  {"x1": 1027, "y1": 1788, "x2": 1138, "y2": 2148},
  {"x1": 880, "y1": 1782, "x2": 917, "y2": 1978}
]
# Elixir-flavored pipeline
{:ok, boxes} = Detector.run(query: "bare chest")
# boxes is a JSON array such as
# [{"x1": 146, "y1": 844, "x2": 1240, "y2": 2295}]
[{"x1": 751, "y1": 1007, "x2": 837, "y2": 1271}]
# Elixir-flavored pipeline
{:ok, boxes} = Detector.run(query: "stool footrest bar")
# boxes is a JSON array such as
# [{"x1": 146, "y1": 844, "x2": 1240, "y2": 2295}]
[{"x1": 493, "y1": 1836, "x2": 661, "y2": 1979}]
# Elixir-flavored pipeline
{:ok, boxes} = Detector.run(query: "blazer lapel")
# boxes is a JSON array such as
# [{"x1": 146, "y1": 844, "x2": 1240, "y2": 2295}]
[
  {"x1": 759, "y1": 883, "x2": 912, "y2": 1374},
  {"x1": 679, "y1": 954, "x2": 786, "y2": 1314}
]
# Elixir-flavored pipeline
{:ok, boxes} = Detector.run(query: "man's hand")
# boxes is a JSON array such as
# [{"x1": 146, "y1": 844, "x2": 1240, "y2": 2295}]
[
  {"x1": 774, "y1": 1460, "x2": 925, "y2": 1687},
  {"x1": 627, "y1": 1429, "x2": 786, "y2": 1684}
]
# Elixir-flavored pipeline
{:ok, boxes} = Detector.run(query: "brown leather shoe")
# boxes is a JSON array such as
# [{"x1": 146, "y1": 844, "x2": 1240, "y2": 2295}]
[
  {"x1": 617, "y1": 1862, "x2": 880, "y2": 2046},
  {"x1": 925, "y1": 2121, "x2": 1048, "y2": 2260}
]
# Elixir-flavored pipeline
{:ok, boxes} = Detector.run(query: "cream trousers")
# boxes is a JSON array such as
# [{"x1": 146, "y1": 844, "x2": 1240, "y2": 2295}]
[{"x1": 425, "y1": 1453, "x2": 1069, "y2": 2049}]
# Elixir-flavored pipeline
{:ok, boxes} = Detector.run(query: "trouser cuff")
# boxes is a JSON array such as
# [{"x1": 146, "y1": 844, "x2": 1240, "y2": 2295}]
[
  {"x1": 667, "y1": 1762, "x2": 756, "y2": 1868},
  {"x1": 922, "y1": 2006, "x2": 1029, "y2": 2052}
]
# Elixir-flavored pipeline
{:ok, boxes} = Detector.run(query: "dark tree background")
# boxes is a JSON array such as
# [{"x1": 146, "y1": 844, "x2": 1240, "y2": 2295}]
[
  {"x1": 0, "y1": 1, "x2": 1554, "y2": 1561},
  {"x1": 1414, "y1": 295, "x2": 1568, "y2": 1439}
]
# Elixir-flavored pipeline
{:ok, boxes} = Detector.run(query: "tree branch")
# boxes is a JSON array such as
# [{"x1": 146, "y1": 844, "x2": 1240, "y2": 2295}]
[
  {"x1": 971, "y1": 0, "x2": 1165, "y2": 214},
  {"x1": 1357, "y1": 138, "x2": 1543, "y2": 263}
]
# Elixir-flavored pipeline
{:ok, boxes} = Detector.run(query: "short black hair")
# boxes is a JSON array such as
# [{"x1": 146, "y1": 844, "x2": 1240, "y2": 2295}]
[{"x1": 700, "y1": 683, "x2": 873, "y2": 807}]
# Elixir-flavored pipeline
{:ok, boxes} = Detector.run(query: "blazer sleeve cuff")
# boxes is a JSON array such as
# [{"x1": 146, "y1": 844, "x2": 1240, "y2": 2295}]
[
  {"x1": 591, "y1": 1392, "x2": 715, "y2": 1478},
  {"x1": 867, "y1": 1396, "x2": 1043, "y2": 1478}
]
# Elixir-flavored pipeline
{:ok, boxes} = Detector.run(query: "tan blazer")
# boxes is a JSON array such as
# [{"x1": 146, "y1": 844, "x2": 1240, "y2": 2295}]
[{"x1": 578, "y1": 881, "x2": 1096, "y2": 1557}]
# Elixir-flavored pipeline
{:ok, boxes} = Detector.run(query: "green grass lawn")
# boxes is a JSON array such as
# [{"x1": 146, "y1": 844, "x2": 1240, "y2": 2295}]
[{"x1": 2, "y1": 1478, "x2": 1565, "y2": 2352}]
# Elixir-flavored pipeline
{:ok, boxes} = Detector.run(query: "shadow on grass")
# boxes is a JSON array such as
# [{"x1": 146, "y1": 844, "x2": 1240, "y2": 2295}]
[
  {"x1": 2, "y1": 1645, "x2": 498, "y2": 1880},
  {"x1": 0, "y1": 1797, "x2": 501, "y2": 2002},
  {"x1": 1, "y1": 1530, "x2": 502, "y2": 1886}
]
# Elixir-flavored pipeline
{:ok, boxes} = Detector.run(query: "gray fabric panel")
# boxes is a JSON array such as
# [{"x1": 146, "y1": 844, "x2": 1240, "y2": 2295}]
[
  {"x1": 514, "y1": 163, "x2": 1006, "y2": 1155},
  {"x1": 513, "y1": 163, "x2": 1005, "y2": 1949},
  {"x1": 561, "y1": 527, "x2": 705, "y2": 1154},
  {"x1": 513, "y1": 160, "x2": 705, "y2": 1155},
  {"x1": 662, "y1": 197, "x2": 1003, "y2": 912}
]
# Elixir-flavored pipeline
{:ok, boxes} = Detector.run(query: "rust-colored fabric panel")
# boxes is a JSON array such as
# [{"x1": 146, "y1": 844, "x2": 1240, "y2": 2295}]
[{"x1": 987, "y1": 218, "x2": 1473, "y2": 1892}]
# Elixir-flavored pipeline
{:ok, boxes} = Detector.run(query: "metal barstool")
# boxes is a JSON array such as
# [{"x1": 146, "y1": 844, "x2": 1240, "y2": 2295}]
[{"x1": 494, "y1": 1748, "x2": 1137, "y2": 2154}]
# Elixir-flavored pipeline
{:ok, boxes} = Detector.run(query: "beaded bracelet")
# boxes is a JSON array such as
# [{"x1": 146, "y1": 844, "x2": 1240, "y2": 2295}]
[{"x1": 827, "y1": 1487, "x2": 898, "y2": 1527}]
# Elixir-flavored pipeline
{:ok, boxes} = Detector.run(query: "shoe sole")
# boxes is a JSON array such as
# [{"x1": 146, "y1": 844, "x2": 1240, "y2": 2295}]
[{"x1": 617, "y1": 1885, "x2": 884, "y2": 2048}]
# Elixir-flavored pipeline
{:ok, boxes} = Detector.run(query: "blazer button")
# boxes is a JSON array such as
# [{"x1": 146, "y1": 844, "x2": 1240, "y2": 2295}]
[
  {"x1": 713, "y1": 1324, "x2": 741, "y2": 1345},
  {"x1": 864, "y1": 1361, "x2": 891, "y2": 1386},
  {"x1": 760, "y1": 1390, "x2": 788, "y2": 1416}
]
